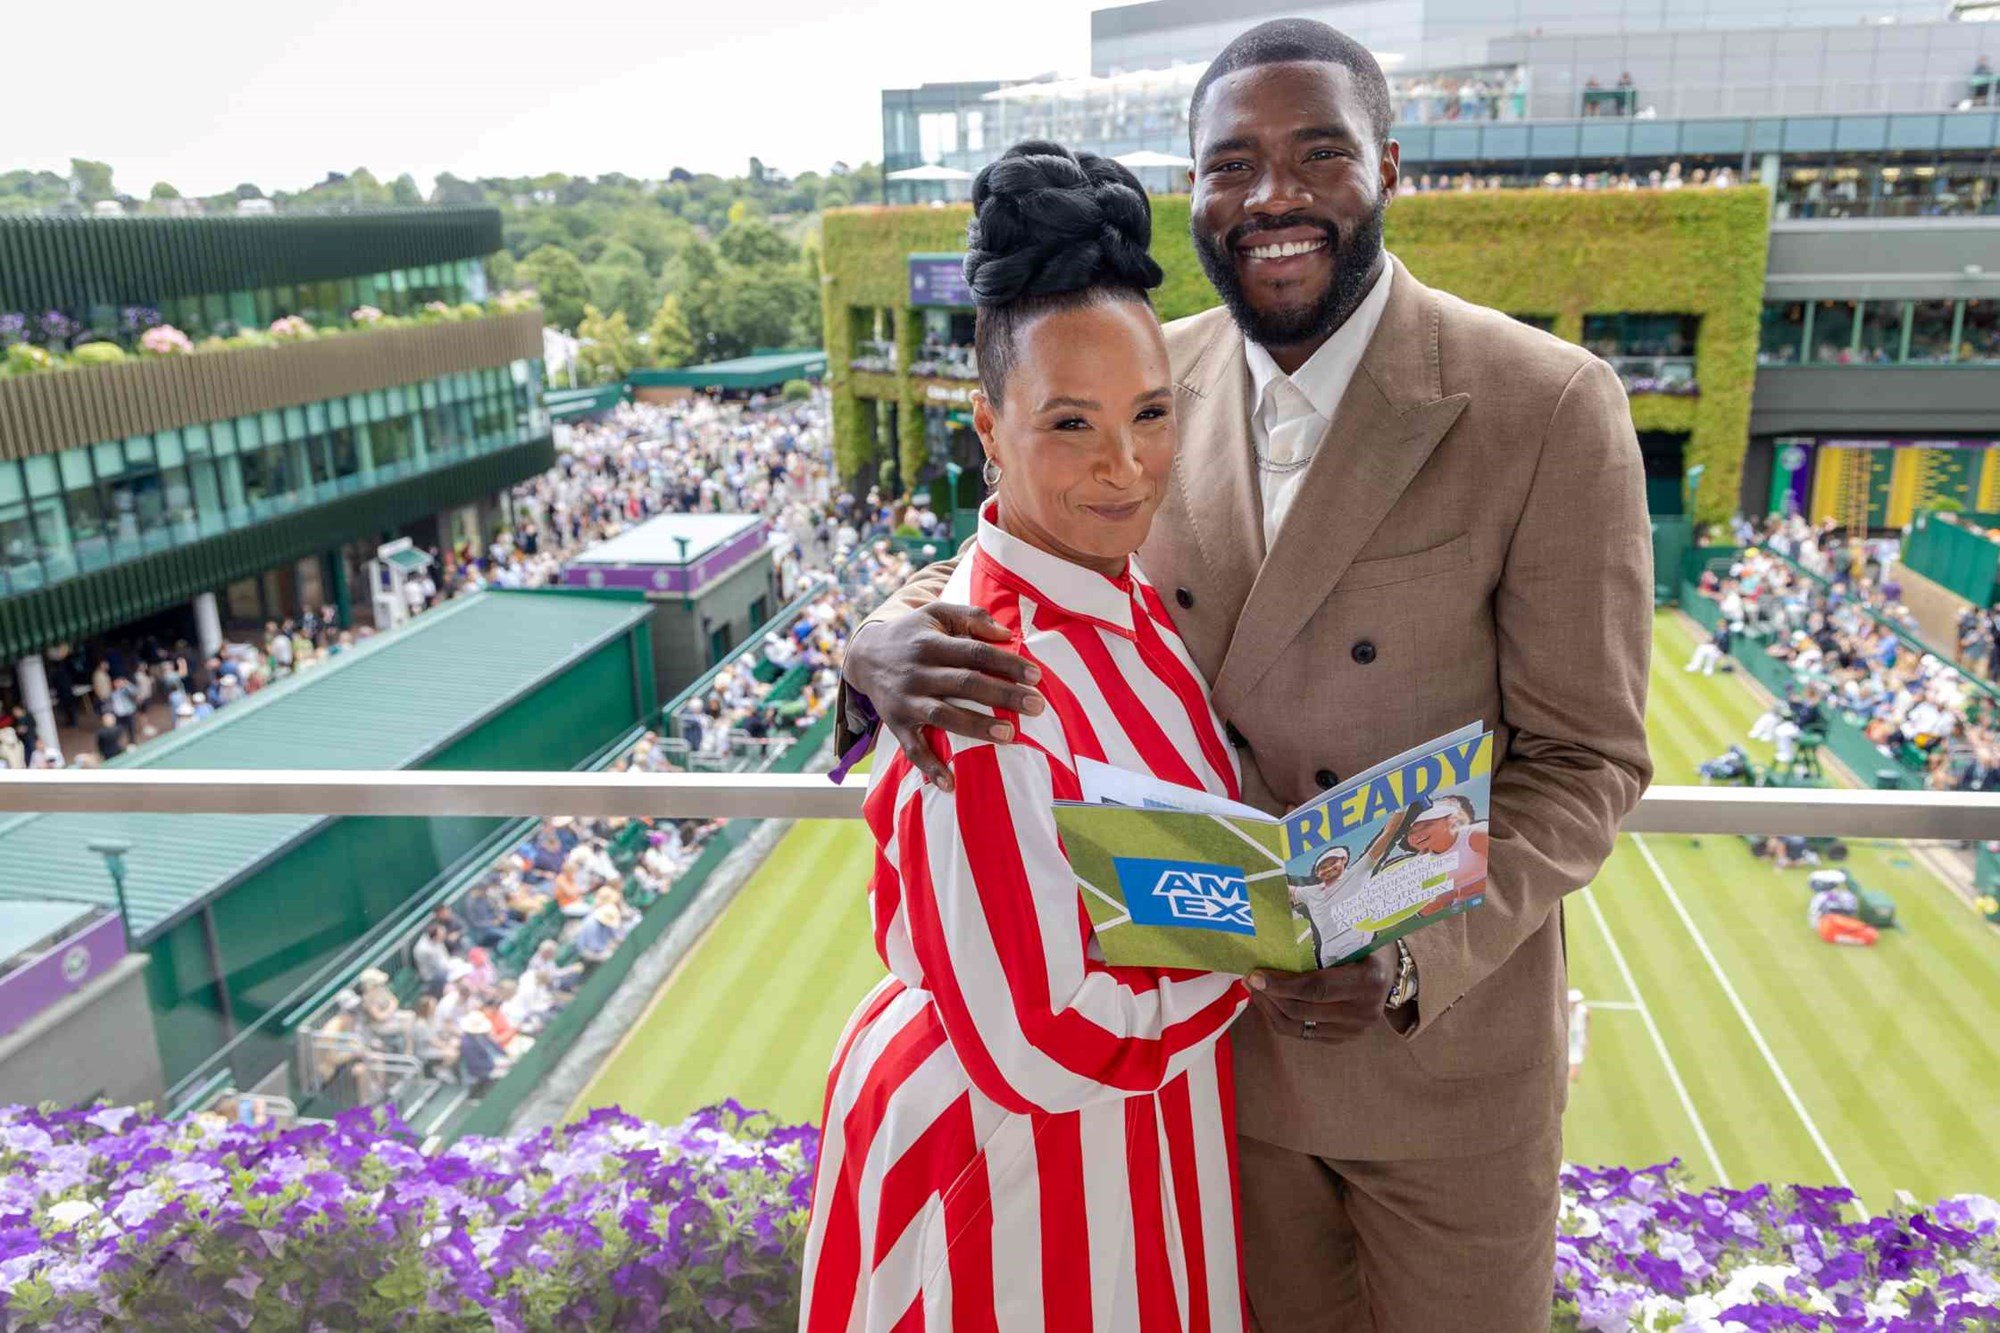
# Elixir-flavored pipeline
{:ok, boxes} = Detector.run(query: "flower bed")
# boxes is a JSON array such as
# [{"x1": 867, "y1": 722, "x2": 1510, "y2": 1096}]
[
  {"x1": 1555, "y1": 1163, "x2": 2000, "y2": 1330},
  {"x1": 1, "y1": 1101, "x2": 811, "y2": 1330},
  {"x1": 3, "y1": 1102, "x2": 1996, "y2": 1330}
]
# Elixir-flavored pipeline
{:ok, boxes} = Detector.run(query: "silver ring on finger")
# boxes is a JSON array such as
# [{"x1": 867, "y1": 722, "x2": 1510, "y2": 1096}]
[{"x1": 1301, "y1": 1019, "x2": 1317, "y2": 1040}]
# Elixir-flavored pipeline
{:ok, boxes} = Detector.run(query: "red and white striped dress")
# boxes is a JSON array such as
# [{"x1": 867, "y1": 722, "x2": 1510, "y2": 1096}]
[{"x1": 802, "y1": 503, "x2": 1250, "y2": 1333}]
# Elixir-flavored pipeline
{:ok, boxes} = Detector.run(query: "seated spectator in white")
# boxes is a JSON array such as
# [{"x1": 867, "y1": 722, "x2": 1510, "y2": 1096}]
[
  {"x1": 412, "y1": 923, "x2": 453, "y2": 997},
  {"x1": 528, "y1": 939, "x2": 584, "y2": 996},
  {"x1": 357, "y1": 968, "x2": 411, "y2": 1053},
  {"x1": 409, "y1": 995, "x2": 458, "y2": 1079},
  {"x1": 317, "y1": 991, "x2": 382, "y2": 1103}
]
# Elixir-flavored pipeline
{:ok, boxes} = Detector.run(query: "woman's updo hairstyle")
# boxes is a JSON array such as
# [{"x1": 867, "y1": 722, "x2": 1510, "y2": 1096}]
[{"x1": 964, "y1": 139, "x2": 1164, "y2": 409}]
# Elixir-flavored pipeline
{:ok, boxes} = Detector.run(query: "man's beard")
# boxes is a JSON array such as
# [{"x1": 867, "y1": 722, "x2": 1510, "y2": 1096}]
[{"x1": 1192, "y1": 195, "x2": 1387, "y2": 350}]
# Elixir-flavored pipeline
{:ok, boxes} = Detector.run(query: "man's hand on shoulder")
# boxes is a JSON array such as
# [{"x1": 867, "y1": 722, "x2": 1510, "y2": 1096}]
[{"x1": 843, "y1": 603, "x2": 1048, "y2": 791}]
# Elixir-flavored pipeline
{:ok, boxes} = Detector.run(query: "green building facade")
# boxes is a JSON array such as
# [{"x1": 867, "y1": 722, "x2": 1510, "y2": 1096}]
[
  {"x1": 0, "y1": 209, "x2": 552, "y2": 688},
  {"x1": 820, "y1": 188, "x2": 1772, "y2": 527}
]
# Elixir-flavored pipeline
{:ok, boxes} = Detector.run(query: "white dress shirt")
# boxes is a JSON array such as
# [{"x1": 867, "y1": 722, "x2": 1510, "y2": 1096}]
[{"x1": 1244, "y1": 259, "x2": 1396, "y2": 549}]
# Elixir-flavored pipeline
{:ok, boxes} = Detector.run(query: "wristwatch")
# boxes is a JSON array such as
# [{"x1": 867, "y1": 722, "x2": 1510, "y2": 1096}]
[{"x1": 1385, "y1": 939, "x2": 1419, "y2": 1010}]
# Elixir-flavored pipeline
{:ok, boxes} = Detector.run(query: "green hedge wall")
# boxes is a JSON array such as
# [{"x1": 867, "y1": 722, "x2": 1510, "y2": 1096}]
[{"x1": 821, "y1": 187, "x2": 1770, "y2": 521}]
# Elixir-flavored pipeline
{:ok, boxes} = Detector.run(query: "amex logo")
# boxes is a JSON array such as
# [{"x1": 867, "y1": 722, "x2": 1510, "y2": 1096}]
[{"x1": 1112, "y1": 857, "x2": 1256, "y2": 936}]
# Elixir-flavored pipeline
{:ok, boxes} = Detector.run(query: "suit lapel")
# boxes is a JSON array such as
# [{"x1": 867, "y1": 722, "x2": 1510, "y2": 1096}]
[
  {"x1": 1209, "y1": 262, "x2": 1469, "y2": 719},
  {"x1": 1166, "y1": 310, "x2": 1264, "y2": 609}
]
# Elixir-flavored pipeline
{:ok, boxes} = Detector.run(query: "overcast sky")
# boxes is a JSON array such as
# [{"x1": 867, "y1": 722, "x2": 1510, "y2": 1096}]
[{"x1": 14, "y1": 0, "x2": 1107, "y2": 197}]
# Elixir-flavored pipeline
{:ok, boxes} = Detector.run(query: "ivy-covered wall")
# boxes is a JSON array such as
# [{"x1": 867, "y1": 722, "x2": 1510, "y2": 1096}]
[{"x1": 820, "y1": 187, "x2": 1770, "y2": 523}]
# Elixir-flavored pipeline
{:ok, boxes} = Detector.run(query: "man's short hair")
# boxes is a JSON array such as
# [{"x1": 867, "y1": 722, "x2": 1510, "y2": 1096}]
[{"x1": 1189, "y1": 18, "x2": 1394, "y2": 154}]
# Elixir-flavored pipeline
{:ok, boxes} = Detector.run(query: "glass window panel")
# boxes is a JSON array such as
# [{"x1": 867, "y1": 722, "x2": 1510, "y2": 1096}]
[
  {"x1": 228, "y1": 290, "x2": 257, "y2": 332},
  {"x1": 0, "y1": 462, "x2": 20, "y2": 507},
  {"x1": 229, "y1": 416, "x2": 256, "y2": 453},
  {"x1": 160, "y1": 464, "x2": 196, "y2": 538},
  {"x1": 1810, "y1": 299, "x2": 1859, "y2": 362},
  {"x1": 1758, "y1": 302, "x2": 1807, "y2": 364},
  {"x1": 327, "y1": 398, "x2": 348, "y2": 430},
  {"x1": 155, "y1": 429, "x2": 184, "y2": 468},
  {"x1": 282, "y1": 407, "x2": 307, "y2": 441},
  {"x1": 124, "y1": 435, "x2": 155, "y2": 467},
  {"x1": 58, "y1": 450, "x2": 94, "y2": 492},
  {"x1": 306, "y1": 401, "x2": 328, "y2": 435},
  {"x1": 1857, "y1": 299, "x2": 1905, "y2": 363},
  {"x1": 1962, "y1": 299, "x2": 2000, "y2": 363},
  {"x1": 23, "y1": 456, "x2": 59, "y2": 499},
  {"x1": 93, "y1": 440, "x2": 126, "y2": 479},
  {"x1": 1908, "y1": 301, "x2": 1956, "y2": 362},
  {"x1": 260, "y1": 411, "x2": 285, "y2": 445}
]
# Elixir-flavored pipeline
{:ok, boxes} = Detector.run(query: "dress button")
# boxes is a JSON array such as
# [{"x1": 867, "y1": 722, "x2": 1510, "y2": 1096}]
[
  {"x1": 1175, "y1": 587, "x2": 1194, "y2": 610},
  {"x1": 1315, "y1": 769, "x2": 1339, "y2": 790},
  {"x1": 1225, "y1": 722, "x2": 1247, "y2": 748},
  {"x1": 1351, "y1": 640, "x2": 1377, "y2": 665}
]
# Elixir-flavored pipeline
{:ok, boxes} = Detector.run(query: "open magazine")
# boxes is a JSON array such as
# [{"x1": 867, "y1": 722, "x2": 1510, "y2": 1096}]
[{"x1": 1052, "y1": 723, "x2": 1492, "y2": 974}]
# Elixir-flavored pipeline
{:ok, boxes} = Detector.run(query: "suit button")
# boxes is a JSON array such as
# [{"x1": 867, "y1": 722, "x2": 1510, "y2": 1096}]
[
  {"x1": 1351, "y1": 640, "x2": 1377, "y2": 665},
  {"x1": 1315, "y1": 768, "x2": 1339, "y2": 790},
  {"x1": 1225, "y1": 722, "x2": 1247, "y2": 748},
  {"x1": 1175, "y1": 587, "x2": 1193, "y2": 610}
]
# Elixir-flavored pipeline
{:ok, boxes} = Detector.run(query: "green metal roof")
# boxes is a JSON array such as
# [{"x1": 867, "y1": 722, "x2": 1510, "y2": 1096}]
[
  {"x1": 546, "y1": 383, "x2": 629, "y2": 421},
  {"x1": 627, "y1": 348, "x2": 827, "y2": 391},
  {"x1": 0, "y1": 900, "x2": 98, "y2": 966},
  {"x1": 0, "y1": 591, "x2": 651, "y2": 942}
]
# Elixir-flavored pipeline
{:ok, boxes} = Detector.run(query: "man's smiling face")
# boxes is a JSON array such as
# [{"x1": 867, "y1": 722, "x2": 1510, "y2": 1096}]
[{"x1": 1188, "y1": 60, "x2": 1398, "y2": 357}]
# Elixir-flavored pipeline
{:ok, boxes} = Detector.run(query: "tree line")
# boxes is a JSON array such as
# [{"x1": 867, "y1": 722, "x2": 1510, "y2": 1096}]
[{"x1": 1, "y1": 157, "x2": 890, "y2": 377}]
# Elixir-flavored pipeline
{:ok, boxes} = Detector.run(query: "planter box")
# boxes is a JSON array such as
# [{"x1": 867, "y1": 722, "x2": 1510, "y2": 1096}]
[{"x1": 0, "y1": 311, "x2": 544, "y2": 462}]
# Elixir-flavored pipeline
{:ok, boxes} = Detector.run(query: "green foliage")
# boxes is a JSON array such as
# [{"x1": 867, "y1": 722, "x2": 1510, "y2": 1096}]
[
  {"x1": 647, "y1": 293, "x2": 696, "y2": 369},
  {"x1": 576, "y1": 303, "x2": 641, "y2": 385},
  {"x1": 718, "y1": 219, "x2": 796, "y2": 269},
  {"x1": 69, "y1": 341, "x2": 127, "y2": 366},
  {"x1": 820, "y1": 188, "x2": 1771, "y2": 518},
  {"x1": 69, "y1": 158, "x2": 115, "y2": 204},
  {"x1": 522, "y1": 244, "x2": 594, "y2": 332},
  {"x1": 781, "y1": 378, "x2": 812, "y2": 401}
]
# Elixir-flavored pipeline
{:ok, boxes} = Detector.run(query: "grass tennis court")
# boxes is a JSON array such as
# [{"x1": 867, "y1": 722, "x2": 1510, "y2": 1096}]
[{"x1": 575, "y1": 612, "x2": 2000, "y2": 1212}]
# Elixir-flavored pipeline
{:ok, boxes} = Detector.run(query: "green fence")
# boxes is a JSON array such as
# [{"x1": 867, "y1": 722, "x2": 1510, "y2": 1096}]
[
  {"x1": 1901, "y1": 510, "x2": 2000, "y2": 608},
  {"x1": 1682, "y1": 581, "x2": 1924, "y2": 790},
  {"x1": 438, "y1": 710, "x2": 836, "y2": 1140}
]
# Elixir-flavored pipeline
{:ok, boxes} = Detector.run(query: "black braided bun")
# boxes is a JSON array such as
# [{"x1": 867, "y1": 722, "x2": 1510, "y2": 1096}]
[{"x1": 963, "y1": 140, "x2": 1163, "y2": 307}]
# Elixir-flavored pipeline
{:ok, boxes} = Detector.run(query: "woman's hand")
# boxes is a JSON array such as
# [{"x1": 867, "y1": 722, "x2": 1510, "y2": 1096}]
[{"x1": 844, "y1": 604, "x2": 1048, "y2": 790}]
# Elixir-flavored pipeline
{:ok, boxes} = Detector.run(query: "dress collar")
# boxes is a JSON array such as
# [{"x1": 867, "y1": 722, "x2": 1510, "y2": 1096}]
[
  {"x1": 1245, "y1": 255, "x2": 1395, "y2": 423},
  {"x1": 975, "y1": 497, "x2": 1137, "y2": 636}
]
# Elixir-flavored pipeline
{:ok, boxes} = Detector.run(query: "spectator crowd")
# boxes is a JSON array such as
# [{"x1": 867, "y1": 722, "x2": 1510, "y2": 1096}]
[
  {"x1": 1694, "y1": 514, "x2": 2000, "y2": 792},
  {"x1": 312, "y1": 796, "x2": 727, "y2": 1102}
]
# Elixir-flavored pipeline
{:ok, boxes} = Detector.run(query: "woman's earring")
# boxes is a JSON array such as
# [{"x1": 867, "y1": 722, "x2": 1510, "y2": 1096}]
[{"x1": 982, "y1": 458, "x2": 1002, "y2": 488}]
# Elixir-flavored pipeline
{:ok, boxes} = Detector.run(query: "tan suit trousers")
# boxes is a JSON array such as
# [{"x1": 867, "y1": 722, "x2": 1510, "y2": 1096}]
[{"x1": 1238, "y1": 1123, "x2": 1563, "y2": 1333}]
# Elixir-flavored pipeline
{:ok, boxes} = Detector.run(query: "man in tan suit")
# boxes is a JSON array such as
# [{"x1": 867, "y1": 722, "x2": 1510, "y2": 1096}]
[{"x1": 837, "y1": 18, "x2": 1651, "y2": 1331}]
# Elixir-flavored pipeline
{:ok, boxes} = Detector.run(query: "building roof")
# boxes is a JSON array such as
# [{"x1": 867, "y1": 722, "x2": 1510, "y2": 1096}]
[
  {"x1": 0, "y1": 900, "x2": 98, "y2": 968},
  {"x1": 0, "y1": 591, "x2": 651, "y2": 942},
  {"x1": 627, "y1": 348, "x2": 827, "y2": 391},
  {"x1": 566, "y1": 513, "x2": 763, "y2": 569}
]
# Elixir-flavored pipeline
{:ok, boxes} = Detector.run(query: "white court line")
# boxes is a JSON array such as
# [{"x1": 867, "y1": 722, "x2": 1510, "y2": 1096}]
[
  {"x1": 1630, "y1": 833, "x2": 1866, "y2": 1217},
  {"x1": 1588, "y1": 1000, "x2": 1643, "y2": 1012},
  {"x1": 1580, "y1": 885, "x2": 1732, "y2": 1188}
]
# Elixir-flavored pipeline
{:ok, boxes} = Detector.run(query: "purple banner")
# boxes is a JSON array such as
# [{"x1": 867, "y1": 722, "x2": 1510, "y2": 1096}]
[
  {"x1": 0, "y1": 913, "x2": 126, "y2": 1039},
  {"x1": 909, "y1": 255, "x2": 973, "y2": 309},
  {"x1": 562, "y1": 524, "x2": 769, "y2": 594}
]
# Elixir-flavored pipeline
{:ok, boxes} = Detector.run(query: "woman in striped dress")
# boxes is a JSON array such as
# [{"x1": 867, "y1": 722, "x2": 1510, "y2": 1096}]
[{"x1": 802, "y1": 142, "x2": 1250, "y2": 1333}]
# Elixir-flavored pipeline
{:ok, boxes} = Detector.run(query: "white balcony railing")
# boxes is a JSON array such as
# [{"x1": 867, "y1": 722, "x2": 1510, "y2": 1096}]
[{"x1": 1, "y1": 771, "x2": 1997, "y2": 840}]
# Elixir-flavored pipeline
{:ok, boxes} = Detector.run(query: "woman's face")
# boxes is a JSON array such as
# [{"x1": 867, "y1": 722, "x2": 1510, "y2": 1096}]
[
  {"x1": 1409, "y1": 807, "x2": 1466, "y2": 854},
  {"x1": 973, "y1": 299, "x2": 1176, "y2": 573}
]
